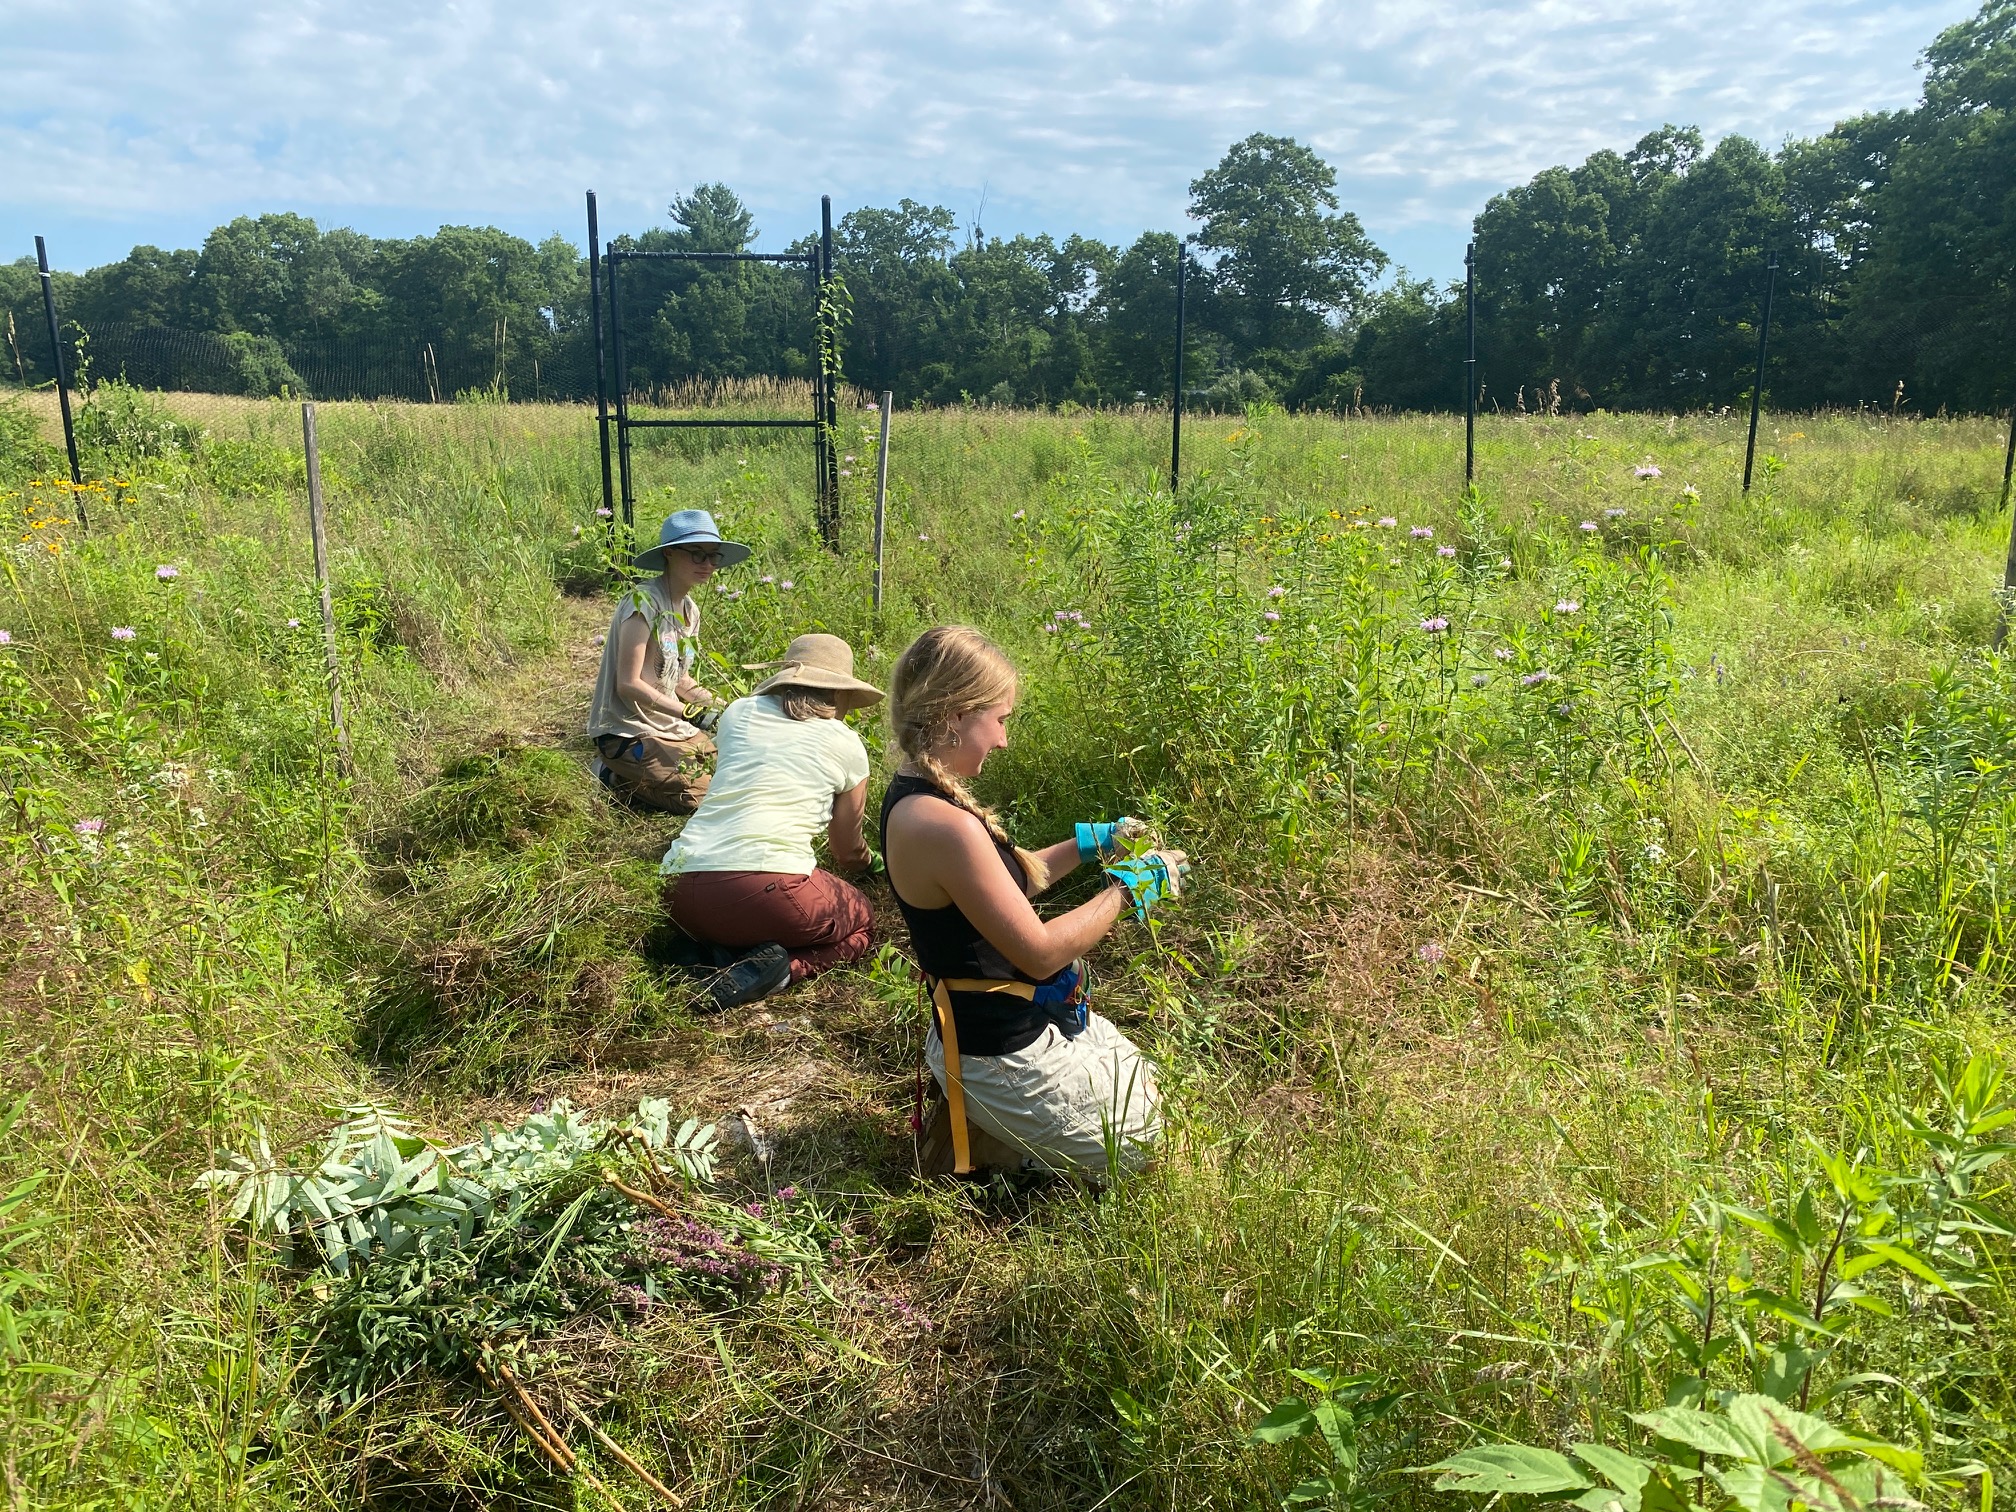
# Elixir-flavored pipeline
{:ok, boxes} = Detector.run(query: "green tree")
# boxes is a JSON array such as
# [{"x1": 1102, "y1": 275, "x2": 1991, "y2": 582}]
[
  {"x1": 833, "y1": 200, "x2": 961, "y2": 403},
  {"x1": 1847, "y1": 0, "x2": 2016, "y2": 411},
  {"x1": 1187, "y1": 134, "x2": 1386, "y2": 360},
  {"x1": 1097, "y1": 231, "x2": 1188, "y2": 402},
  {"x1": 71, "y1": 246, "x2": 198, "y2": 330}
]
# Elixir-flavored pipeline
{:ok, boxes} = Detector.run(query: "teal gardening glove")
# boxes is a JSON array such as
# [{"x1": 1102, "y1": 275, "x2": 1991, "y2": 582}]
[
  {"x1": 1075, "y1": 816, "x2": 1149, "y2": 863},
  {"x1": 1104, "y1": 850, "x2": 1191, "y2": 922}
]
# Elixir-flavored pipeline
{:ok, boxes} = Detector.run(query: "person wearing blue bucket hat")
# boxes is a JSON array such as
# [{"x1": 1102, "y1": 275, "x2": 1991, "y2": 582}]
[{"x1": 587, "y1": 510, "x2": 752, "y2": 812}]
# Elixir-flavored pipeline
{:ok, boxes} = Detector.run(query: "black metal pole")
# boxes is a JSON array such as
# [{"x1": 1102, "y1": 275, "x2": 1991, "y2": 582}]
[
  {"x1": 1170, "y1": 237, "x2": 1187, "y2": 495},
  {"x1": 606, "y1": 243, "x2": 635, "y2": 530},
  {"x1": 818, "y1": 194, "x2": 841, "y2": 551},
  {"x1": 1742, "y1": 252, "x2": 1779, "y2": 493},
  {"x1": 2001, "y1": 399, "x2": 2015, "y2": 514},
  {"x1": 586, "y1": 193, "x2": 615, "y2": 542},
  {"x1": 1464, "y1": 241, "x2": 1476, "y2": 487},
  {"x1": 807, "y1": 250, "x2": 827, "y2": 519},
  {"x1": 34, "y1": 237, "x2": 84, "y2": 517}
]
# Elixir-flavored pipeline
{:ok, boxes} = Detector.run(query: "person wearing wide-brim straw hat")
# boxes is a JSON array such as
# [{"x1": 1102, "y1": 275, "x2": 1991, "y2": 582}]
[
  {"x1": 660, "y1": 633, "x2": 886, "y2": 1012},
  {"x1": 587, "y1": 510, "x2": 752, "y2": 813}
]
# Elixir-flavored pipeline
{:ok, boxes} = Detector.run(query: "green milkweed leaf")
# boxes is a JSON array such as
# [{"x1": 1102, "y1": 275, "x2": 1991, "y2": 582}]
[{"x1": 1426, "y1": 1445, "x2": 1594, "y2": 1497}]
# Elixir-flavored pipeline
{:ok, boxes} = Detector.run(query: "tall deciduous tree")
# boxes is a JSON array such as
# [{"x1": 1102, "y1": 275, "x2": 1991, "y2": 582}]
[{"x1": 1188, "y1": 134, "x2": 1386, "y2": 361}]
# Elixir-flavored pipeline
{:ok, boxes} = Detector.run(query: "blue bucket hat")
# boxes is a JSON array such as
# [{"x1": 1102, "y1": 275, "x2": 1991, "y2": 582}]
[{"x1": 633, "y1": 509, "x2": 752, "y2": 572}]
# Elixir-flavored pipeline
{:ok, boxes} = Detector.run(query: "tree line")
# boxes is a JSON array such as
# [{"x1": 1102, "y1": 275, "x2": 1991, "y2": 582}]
[{"x1": 4, "y1": 0, "x2": 2010, "y2": 414}]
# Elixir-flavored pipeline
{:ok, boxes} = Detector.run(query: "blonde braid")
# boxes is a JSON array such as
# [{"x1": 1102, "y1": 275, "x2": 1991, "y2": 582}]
[{"x1": 890, "y1": 626, "x2": 1050, "y2": 893}]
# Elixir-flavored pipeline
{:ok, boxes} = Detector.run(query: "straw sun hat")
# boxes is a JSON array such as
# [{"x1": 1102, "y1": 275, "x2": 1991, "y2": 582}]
[{"x1": 750, "y1": 633, "x2": 885, "y2": 713}]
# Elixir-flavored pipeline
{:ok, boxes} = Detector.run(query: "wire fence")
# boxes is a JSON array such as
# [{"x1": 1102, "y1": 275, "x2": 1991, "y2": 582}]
[{"x1": 7, "y1": 240, "x2": 2014, "y2": 537}]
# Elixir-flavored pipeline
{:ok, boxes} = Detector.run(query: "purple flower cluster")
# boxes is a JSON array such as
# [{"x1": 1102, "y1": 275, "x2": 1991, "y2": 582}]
[
  {"x1": 1376, "y1": 516, "x2": 1398, "y2": 529},
  {"x1": 1410, "y1": 526, "x2": 1434, "y2": 540},
  {"x1": 1417, "y1": 941, "x2": 1446, "y2": 963},
  {"x1": 0, "y1": 630, "x2": 11, "y2": 647},
  {"x1": 1045, "y1": 609, "x2": 1090, "y2": 635},
  {"x1": 1633, "y1": 464, "x2": 1662, "y2": 480},
  {"x1": 1554, "y1": 599, "x2": 1581, "y2": 614},
  {"x1": 1493, "y1": 646, "x2": 1515, "y2": 661},
  {"x1": 1520, "y1": 669, "x2": 1554, "y2": 687},
  {"x1": 1604, "y1": 507, "x2": 1627, "y2": 519},
  {"x1": 155, "y1": 564, "x2": 179, "y2": 581},
  {"x1": 110, "y1": 626, "x2": 137, "y2": 642},
  {"x1": 1420, "y1": 616, "x2": 1450, "y2": 634},
  {"x1": 1579, "y1": 520, "x2": 1599, "y2": 533},
  {"x1": 627, "y1": 1215, "x2": 786, "y2": 1294},
  {"x1": 1266, "y1": 585, "x2": 1286, "y2": 599},
  {"x1": 1437, "y1": 545, "x2": 1457, "y2": 558}
]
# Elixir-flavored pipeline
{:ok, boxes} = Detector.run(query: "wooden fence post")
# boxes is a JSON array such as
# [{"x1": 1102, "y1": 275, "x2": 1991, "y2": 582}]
[{"x1": 301, "y1": 403, "x2": 354, "y2": 778}]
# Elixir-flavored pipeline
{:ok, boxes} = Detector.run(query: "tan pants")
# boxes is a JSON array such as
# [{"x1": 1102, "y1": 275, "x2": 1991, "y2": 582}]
[{"x1": 595, "y1": 730, "x2": 714, "y2": 814}]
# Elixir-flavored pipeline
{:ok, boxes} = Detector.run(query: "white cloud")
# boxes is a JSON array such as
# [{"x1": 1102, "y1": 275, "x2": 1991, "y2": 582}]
[{"x1": 0, "y1": 0, "x2": 1974, "y2": 277}]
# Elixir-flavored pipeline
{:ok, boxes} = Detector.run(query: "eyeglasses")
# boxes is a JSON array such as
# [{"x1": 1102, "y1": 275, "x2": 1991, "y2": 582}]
[{"x1": 676, "y1": 547, "x2": 724, "y2": 565}]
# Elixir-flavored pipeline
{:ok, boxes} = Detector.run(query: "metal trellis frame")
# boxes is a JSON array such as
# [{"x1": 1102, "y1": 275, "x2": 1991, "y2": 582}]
[{"x1": 588, "y1": 195, "x2": 840, "y2": 550}]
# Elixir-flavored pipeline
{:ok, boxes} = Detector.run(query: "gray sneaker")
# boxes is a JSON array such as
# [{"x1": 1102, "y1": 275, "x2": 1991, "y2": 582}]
[{"x1": 701, "y1": 943, "x2": 792, "y2": 1014}]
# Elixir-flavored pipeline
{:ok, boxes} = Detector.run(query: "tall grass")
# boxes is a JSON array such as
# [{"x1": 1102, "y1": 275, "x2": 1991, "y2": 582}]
[{"x1": 0, "y1": 384, "x2": 2010, "y2": 1506}]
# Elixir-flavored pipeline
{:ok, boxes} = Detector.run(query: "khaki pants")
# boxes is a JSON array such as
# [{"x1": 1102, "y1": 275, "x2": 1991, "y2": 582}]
[
  {"x1": 924, "y1": 1013, "x2": 1161, "y2": 1175},
  {"x1": 595, "y1": 730, "x2": 714, "y2": 814}
]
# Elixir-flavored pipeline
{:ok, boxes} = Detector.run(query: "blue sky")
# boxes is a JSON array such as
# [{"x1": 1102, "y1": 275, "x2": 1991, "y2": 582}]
[{"x1": 1, "y1": 0, "x2": 1975, "y2": 285}]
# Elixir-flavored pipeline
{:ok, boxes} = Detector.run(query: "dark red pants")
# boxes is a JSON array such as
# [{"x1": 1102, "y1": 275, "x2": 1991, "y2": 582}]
[{"x1": 664, "y1": 869, "x2": 874, "y2": 984}]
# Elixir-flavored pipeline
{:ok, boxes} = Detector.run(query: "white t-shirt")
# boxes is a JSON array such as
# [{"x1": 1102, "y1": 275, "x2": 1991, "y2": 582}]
[{"x1": 660, "y1": 696, "x2": 871, "y2": 877}]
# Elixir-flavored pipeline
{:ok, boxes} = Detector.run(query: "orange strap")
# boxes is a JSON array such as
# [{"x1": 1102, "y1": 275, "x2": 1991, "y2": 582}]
[
  {"x1": 928, "y1": 977, "x2": 1038, "y2": 1176},
  {"x1": 930, "y1": 981, "x2": 972, "y2": 1175}
]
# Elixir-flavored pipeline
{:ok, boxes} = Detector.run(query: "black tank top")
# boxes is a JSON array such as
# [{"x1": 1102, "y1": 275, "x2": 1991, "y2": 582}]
[{"x1": 879, "y1": 770, "x2": 1048, "y2": 1055}]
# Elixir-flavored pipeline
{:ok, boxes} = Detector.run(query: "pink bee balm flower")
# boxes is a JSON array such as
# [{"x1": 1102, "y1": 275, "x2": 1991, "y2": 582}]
[
  {"x1": 287, "y1": 618, "x2": 301, "y2": 628},
  {"x1": 74, "y1": 818, "x2": 104, "y2": 835},
  {"x1": 1633, "y1": 464, "x2": 1662, "y2": 479},
  {"x1": 1493, "y1": 646, "x2": 1514, "y2": 661},
  {"x1": 1604, "y1": 507, "x2": 1626, "y2": 519},
  {"x1": 1263, "y1": 610, "x2": 1281, "y2": 622},
  {"x1": 1012, "y1": 510, "x2": 1025, "y2": 520},
  {"x1": 918, "y1": 533, "x2": 930, "y2": 542},
  {"x1": 1421, "y1": 616, "x2": 1450, "y2": 633},
  {"x1": 759, "y1": 575, "x2": 775, "y2": 585},
  {"x1": 1579, "y1": 520, "x2": 1599, "y2": 532},
  {"x1": 1254, "y1": 634, "x2": 1273, "y2": 645},
  {"x1": 1417, "y1": 941, "x2": 1446, "y2": 963},
  {"x1": 1437, "y1": 545, "x2": 1457, "y2": 558},
  {"x1": 155, "y1": 564, "x2": 179, "y2": 581},
  {"x1": 596, "y1": 506, "x2": 613, "y2": 518},
  {"x1": 1266, "y1": 585, "x2": 1286, "y2": 598},
  {"x1": 0, "y1": 630, "x2": 11, "y2": 646},
  {"x1": 1555, "y1": 599, "x2": 1581, "y2": 614},
  {"x1": 1377, "y1": 516, "x2": 1397, "y2": 528},
  {"x1": 110, "y1": 626, "x2": 137, "y2": 641},
  {"x1": 1410, "y1": 526, "x2": 1434, "y2": 539},
  {"x1": 779, "y1": 580, "x2": 794, "y2": 590}
]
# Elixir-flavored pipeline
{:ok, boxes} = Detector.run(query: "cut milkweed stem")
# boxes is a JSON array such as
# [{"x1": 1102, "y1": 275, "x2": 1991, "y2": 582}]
[
  {"x1": 567, "y1": 1400, "x2": 687, "y2": 1506},
  {"x1": 604, "y1": 1169, "x2": 681, "y2": 1220}
]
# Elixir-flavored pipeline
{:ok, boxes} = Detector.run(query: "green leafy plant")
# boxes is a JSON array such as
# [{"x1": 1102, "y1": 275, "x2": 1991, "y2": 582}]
[
  {"x1": 1425, "y1": 1393, "x2": 1927, "y2": 1512},
  {"x1": 1249, "y1": 1369, "x2": 1403, "y2": 1509},
  {"x1": 197, "y1": 1097, "x2": 717, "y2": 1273}
]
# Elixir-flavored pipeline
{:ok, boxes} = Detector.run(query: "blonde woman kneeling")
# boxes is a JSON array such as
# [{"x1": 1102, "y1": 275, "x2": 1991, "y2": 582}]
[{"x1": 880, "y1": 625, "x2": 1190, "y2": 1176}]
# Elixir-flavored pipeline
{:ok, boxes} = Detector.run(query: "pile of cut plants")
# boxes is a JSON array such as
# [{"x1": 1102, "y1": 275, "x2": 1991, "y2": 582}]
[{"x1": 199, "y1": 1097, "x2": 840, "y2": 1496}]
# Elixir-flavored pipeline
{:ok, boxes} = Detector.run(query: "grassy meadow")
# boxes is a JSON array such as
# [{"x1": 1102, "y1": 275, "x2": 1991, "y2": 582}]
[{"x1": 1, "y1": 382, "x2": 2013, "y2": 1509}]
